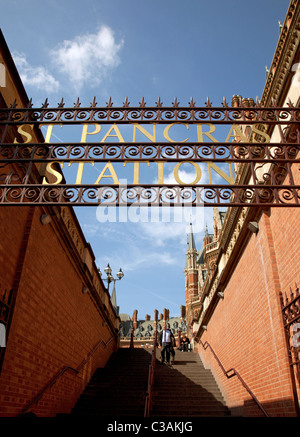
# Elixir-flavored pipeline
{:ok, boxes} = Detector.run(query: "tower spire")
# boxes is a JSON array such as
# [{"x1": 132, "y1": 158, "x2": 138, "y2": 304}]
[
  {"x1": 187, "y1": 222, "x2": 196, "y2": 251},
  {"x1": 111, "y1": 281, "x2": 118, "y2": 315}
]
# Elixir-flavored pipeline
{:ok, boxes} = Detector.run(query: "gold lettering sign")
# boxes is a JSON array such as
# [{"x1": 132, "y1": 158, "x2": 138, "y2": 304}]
[
  {"x1": 13, "y1": 122, "x2": 271, "y2": 145},
  {"x1": 11, "y1": 122, "x2": 266, "y2": 188},
  {"x1": 42, "y1": 160, "x2": 234, "y2": 186}
]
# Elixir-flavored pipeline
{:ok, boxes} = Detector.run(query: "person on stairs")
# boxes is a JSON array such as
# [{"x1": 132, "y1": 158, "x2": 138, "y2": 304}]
[
  {"x1": 158, "y1": 324, "x2": 175, "y2": 365},
  {"x1": 179, "y1": 334, "x2": 191, "y2": 352}
]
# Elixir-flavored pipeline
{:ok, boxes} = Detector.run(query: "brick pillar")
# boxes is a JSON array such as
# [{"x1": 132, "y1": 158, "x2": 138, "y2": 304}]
[
  {"x1": 132, "y1": 309, "x2": 138, "y2": 330},
  {"x1": 163, "y1": 308, "x2": 169, "y2": 330},
  {"x1": 177, "y1": 329, "x2": 181, "y2": 349},
  {"x1": 153, "y1": 309, "x2": 158, "y2": 331}
]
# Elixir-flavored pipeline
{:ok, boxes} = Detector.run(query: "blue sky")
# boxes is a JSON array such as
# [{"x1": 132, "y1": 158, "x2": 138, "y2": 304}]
[{"x1": 1, "y1": 0, "x2": 289, "y2": 320}]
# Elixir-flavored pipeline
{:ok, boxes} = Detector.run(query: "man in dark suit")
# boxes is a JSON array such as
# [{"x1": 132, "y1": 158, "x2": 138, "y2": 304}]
[{"x1": 158, "y1": 324, "x2": 175, "y2": 365}]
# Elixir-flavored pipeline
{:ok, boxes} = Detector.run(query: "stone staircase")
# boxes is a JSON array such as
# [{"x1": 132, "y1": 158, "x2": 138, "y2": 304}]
[
  {"x1": 151, "y1": 349, "x2": 230, "y2": 417},
  {"x1": 71, "y1": 348, "x2": 151, "y2": 416},
  {"x1": 71, "y1": 346, "x2": 230, "y2": 417}
]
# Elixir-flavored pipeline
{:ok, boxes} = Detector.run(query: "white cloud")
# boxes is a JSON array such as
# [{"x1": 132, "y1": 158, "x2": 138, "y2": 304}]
[
  {"x1": 136, "y1": 207, "x2": 206, "y2": 248},
  {"x1": 51, "y1": 26, "x2": 124, "y2": 91},
  {"x1": 164, "y1": 168, "x2": 197, "y2": 185},
  {"x1": 153, "y1": 163, "x2": 209, "y2": 185},
  {"x1": 98, "y1": 247, "x2": 179, "y2": 274},
  {"x1": 13, "y1": 52, "x2": 59, "y2": 93}
]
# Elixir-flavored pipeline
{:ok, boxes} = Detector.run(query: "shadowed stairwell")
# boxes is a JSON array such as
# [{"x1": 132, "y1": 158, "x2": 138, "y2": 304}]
[
  {"x1": 152, "y1": 348, "x2": 230, "y2": 417},
  {"x1": 71, "y1": 347, "x2": 230, "y2": 417},
  {"x1": 72, "y1": 348, "x2": 151, "y2": 416}
]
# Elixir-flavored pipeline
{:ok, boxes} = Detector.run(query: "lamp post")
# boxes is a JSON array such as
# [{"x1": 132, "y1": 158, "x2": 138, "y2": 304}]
[
  {"x1": 99, "y1": 264, "x2": 124, "y2": 314},
  {"x1": 102, "y1": 263, "x2": 124, "y2": 292}
]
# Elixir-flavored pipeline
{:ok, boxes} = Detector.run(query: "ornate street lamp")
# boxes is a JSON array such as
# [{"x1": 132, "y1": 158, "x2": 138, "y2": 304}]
[{"x1": 99, "y1": 264, "x2": 124, "y2": 315}]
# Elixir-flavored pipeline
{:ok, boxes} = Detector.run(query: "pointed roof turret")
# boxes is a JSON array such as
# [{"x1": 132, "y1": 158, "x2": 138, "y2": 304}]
[
  {"x1": 187, "y1": 222, "x2": 196, "y2": 251},
  {"x1": 185, "y1": 222, "x2": 197, "y2": 270}
]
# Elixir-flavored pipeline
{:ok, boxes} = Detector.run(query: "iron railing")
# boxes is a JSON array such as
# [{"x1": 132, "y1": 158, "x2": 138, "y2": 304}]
[
  {"x1": 0, "y1": 183, "x2": 298, "y2": 207},
  {"x1": 21, "y1": 329, "x2": 120, "y2": 416},
  {"x1": 0, "y1": 98, "x2": 300, "y2": 125},
  {"x1": 197, "y1": 338, "x2": 269, "y2": 417},
  {"x1": 1, "y1": 142, "x2": 299, "y2": 163},
  {"x1": 0, "y1": 102, "x2": 299, "y2": 207},
  {"x1": 144, "y1": 329, "x2": 158, "y2": 417}
]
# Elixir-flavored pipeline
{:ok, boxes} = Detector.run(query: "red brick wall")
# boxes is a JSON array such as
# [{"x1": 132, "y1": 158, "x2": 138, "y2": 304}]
[
  {"x1": 198, "y1": 166, "x2": 300, "y2": 416},
  {"x1": 0, "y1": 207, "x2": 119, "y2": 417},
  {"x1": 268, "y1": 163, "x2": 300, "y2": 294}
]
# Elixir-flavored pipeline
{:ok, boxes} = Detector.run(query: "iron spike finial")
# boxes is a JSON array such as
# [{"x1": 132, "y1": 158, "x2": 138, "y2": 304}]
[
  {"x1": 10, "y1": 99, "x2": 17, "y2": 108},
  {"x1": 58, "y1": 98, "x2": 65, "y2": 108},
  {"x1": 205, "y1": 97, "x2": 212, "y2": 108},
  {"x1": 74, "y1": 97, "x2": 81, "y2": 108},
  {"x1": 27, "y1": 98, "x2": 34, "y2": 108},
  {"x1": 189, "y1": 97, "x2": 195, "y2": 108},
  {"x1": 42, "y1": 98, "x2": 49, "y2": 109},
  {"x1": 156, "y1": 97, "x2": 163, "y2": 108},
  {"x1": 222, "y1": 97, "x2": 229, "y2": 107},
  {"x1": 90, "y1": 96, "x2": 97, "y2": 108},
  {"x1": 139, "y1": 97, "x2": 146, "y2": 108},
  {"x1": 172, "y1": 97, "x2": 179, "y2": 108},
  {"x1": 123, "y1": 97, "x2": 130, "y2": 108},
  {"x1": 106, "y1": 97, "x2": 113, "y2": 108}
]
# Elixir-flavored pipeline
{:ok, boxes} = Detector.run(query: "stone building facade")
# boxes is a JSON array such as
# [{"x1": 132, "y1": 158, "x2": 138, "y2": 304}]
[{"x1": 120, "y1": 307, "x2": 187, "y2": 348}]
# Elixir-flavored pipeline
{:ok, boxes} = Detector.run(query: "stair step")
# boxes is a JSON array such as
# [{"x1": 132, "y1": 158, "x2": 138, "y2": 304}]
[
  {"x1": 151, "y1": 351, "x2": 230, "y2": 417},
  {"x1": 70, "y1": 347, "x2": 229, "y2": 417},
  {"x1": 71, "y1": 348, "x2": 152, "y2": 417},
  {"x1": 152, "y1": 398, "x2": 226, "y2": 405},
  {"x1": 151, "y1": 404, "x2": 227, "y2": 412}
]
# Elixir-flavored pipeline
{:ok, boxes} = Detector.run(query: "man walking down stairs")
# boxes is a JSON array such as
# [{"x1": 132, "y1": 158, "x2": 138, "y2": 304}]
[{"x1": 71, "y1": 346, "x2": 229, "y2": 417}]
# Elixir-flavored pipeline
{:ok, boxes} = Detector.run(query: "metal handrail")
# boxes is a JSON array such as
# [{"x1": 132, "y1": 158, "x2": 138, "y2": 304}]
[
  {"x1": 144, "y1": 330, "x2": 157, "y2": 417},
  {"x1": 21, "y1": 329, "x2": 120, "y2": 416},
  {"x1": 198, "y1": 338, "x2": 269, "y2": 417}
]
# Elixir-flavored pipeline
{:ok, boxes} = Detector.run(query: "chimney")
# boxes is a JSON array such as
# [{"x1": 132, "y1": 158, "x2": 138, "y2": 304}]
[
  {"x1": 132, "y1": 309, "x2": 138, "y2": 330},
  {"x1": 153, "y1": 309, "x2": 158, "y2": 330},
  {"x1": 181, "y1": 305, "x2": 186, "y2": 319},
  {"x1": 163, "y1": 308, "x2": 169, "y2": 329}
]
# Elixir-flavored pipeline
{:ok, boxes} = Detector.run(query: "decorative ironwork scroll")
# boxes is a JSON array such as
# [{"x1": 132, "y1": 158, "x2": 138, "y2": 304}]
[
  {"x1": 0, "y1": 142, "x2": 299, "y2": 163},
  {"x1": 0, "y1": 184, "x2": 298, "y2": 207},
  {"x1": 0, "y1": 97, "x2": 300, "y2": 125},
  {"x1": 0, "y1": 99, "x2": 299, "y2": 207}
]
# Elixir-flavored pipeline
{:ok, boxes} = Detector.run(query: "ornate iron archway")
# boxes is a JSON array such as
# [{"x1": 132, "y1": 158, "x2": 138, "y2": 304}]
[{"x1": 0, "y1": 98, "x2": 299, "y2": 207}]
